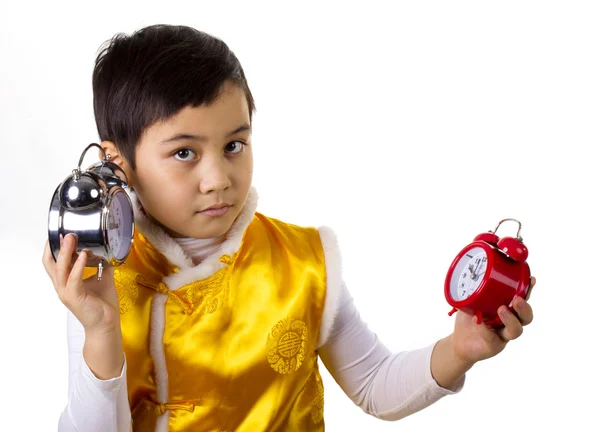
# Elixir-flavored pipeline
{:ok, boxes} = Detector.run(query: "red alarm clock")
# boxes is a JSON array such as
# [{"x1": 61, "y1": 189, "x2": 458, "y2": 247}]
[{"x1": 445, "y1": 218, "x2": 531, "y2": 328}]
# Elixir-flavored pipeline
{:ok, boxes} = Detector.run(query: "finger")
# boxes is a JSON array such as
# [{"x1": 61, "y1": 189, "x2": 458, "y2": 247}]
[
  {"x1": 70, "y1": 251, "x2": 82, "y2": 267},
  {"x1": 525, "y1": 276, "x2": 536, "y2": 301},
  {"x1": 63, "y1": 236, "x2": 82, "y2": 276},
  {"x1": 472, "y1": 315, "x2": 503, "y2": 346},
  {"x1": 511, "y1": 297, "x2": 534, "y2": 326},
  {"x1": 65, "y1": 250, "x2": 88, "y2": 304},
  {"x1": 42, "y1": 240, "x2": 57, "y2": 285},
  {"x1": 56, "y1": 233, "x2": 78, "y2": 290},
  {"x1": 497, "y1": 306, "x2": 524, "y2": 342}
]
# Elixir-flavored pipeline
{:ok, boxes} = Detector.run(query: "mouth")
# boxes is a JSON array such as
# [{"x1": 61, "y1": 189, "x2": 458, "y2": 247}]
[{"x1": 196, "y1": 203, "x2": 233, "y2": 217}]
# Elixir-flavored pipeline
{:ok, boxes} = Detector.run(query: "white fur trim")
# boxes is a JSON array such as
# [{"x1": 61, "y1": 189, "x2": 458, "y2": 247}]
[
  {"x1": 150, "y1": 292, "x2": 170, "y2": 431},
  {"x1": 150, "y1": 293, "x2": 169, "y2": 403},
  {"x1": 155, "y1": 413, "x2": 170, "y2": 432},
  {"x1": 316, "y1": 226, "x2": 344, "y2": 348}
]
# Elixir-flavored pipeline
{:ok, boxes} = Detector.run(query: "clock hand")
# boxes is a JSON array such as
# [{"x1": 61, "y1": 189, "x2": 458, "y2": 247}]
[
  {"x1": 476, "y1": 266, "x2": 487, "y2": 280},
  {"x1": 473, "y1": 258, "x2": 484, "y2": 281}
]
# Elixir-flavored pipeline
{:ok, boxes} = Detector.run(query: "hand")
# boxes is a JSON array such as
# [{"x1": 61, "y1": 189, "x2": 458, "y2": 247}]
[
  {"x1": 42, "y1": 234, "x2": 121, "y2": 336},
  {"x1": 451, "y1": 277, "x2": 536, "y2": 364}
]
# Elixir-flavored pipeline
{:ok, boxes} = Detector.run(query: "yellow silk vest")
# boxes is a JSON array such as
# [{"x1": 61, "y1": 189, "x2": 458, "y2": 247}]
[{"x1": 88, "y1": 206, "x2": 329, "y2": 431}]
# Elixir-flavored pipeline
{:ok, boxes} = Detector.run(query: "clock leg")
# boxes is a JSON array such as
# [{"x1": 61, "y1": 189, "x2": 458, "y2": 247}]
[{"x1": 97, "y1": 260, "x2": 104, "y2": 281}]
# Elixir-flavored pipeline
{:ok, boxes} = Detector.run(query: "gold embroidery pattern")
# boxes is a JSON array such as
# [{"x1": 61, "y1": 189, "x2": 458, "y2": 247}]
[
  {"x1": 267, "y1": 318, "x2": 307, "y2": 374},
  {"x1": 185, "y1": 271, "x2": 226, "y2": 315},
  {"x1": 184, "y1": 255, "x2": 233, "y2": 316},
  {"x1": 113, "y1": 268, "x2": 139, "y2": 314},
  {"x1": 311, "y1": 373, "x2": 325, "y2": 424},
  {"x1": 134, "y1": 254, "x2": 234, "y2": 316}
]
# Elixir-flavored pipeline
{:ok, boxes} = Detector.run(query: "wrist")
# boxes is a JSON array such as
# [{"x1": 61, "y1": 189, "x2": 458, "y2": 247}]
[
  {"x1": 448, "y1": 333, "x2": 477, "y2": 370},
  {"x1": 431, "y1": 334, "x2": 475, "y2": 390},
  {"x1": 83, "y1": 330, "x2": 124, "y2": 380}
]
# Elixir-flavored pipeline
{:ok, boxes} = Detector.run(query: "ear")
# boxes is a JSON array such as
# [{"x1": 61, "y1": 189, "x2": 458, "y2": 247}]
[{"x1": 100, "y1": 140, "x2": 137, "y2": 188}]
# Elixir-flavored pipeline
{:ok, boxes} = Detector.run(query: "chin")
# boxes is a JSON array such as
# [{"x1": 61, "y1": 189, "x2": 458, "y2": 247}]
[
  {"x1": 199, "y1": 225, "x2": 231, "y2": 239},
  {"x1": 190, "y1": 215, "x2": 237, "y2": 239}
]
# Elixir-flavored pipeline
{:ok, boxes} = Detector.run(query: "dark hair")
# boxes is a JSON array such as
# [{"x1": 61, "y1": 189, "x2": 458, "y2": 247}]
[{"x1": 92, "y1": 24, "x2": 255, "y2": 169}]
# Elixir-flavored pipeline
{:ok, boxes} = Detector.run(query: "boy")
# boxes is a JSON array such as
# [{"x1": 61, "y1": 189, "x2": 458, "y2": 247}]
[{"x1": 43, "y1": 24, "x2": 535, "y2": 431}]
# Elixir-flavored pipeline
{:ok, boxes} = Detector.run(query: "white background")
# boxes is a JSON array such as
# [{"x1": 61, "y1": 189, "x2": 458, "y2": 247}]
[{"x1": 1, "y1": 1, "x2": 598, "y2": 430}]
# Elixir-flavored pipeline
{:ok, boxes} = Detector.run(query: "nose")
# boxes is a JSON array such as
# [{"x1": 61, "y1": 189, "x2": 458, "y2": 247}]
[{"x1": 197, "y1": 155, "x2": 232, "y2": 194}]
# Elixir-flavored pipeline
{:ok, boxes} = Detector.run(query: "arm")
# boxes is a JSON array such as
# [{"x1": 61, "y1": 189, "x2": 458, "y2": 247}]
[
  {"x1": 317, "y1": 282, "x2": 465, "y2": 421},
  {"x1": 42, "y1": 237, "x2": 132, "y2": 431},
  {"x1": 58, "y1": 311, "x2": 132, "y2": 432}
]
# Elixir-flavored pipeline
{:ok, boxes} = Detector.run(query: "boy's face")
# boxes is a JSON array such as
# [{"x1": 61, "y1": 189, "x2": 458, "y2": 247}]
[{"x1": 113, "y1": 81, "x2": 253, "y2": 239}]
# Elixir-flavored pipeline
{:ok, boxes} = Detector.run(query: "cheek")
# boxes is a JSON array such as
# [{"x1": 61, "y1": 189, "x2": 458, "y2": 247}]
[
  {"x1": 137, "y1": 165, "x2": 189, "y2": 204},
  {"x1": 235, "y1": 153, "x2": 253, "y2": 182},
  {"x1": 155, "y1": 176, "x2": 193, "y2": 206}
]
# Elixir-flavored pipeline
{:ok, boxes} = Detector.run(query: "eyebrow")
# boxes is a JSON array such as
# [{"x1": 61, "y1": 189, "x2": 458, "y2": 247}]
[{"x1": 161, "y1": 124, "x2": 251, "y2": 144}]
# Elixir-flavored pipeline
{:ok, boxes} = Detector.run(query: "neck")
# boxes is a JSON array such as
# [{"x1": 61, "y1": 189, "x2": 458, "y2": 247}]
[{"x1": 172, "y1": 235, "x2": 226, "y2": 266}]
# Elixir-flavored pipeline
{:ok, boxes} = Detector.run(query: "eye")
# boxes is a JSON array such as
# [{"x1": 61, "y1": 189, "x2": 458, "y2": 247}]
[
  {"x1": 173, "y1": 149, "x2": 197, "y2": 161},
  {"x1": 225, "y1": 141, "x2": 245, "y2": 154}
]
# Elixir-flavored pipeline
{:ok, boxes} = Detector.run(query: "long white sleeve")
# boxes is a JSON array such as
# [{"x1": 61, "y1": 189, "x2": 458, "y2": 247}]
[
  {"x1": 318, "y1": 282, "x2": 464, "y2": 421},
  {"x1": 58, "y1": 312, "x2": 132, "y2": 432}
]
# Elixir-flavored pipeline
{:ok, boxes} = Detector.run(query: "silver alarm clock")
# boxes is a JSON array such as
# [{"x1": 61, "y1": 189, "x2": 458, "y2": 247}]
[{"x1": 48, "y1": 143, "x2": 135, "y2": 280}]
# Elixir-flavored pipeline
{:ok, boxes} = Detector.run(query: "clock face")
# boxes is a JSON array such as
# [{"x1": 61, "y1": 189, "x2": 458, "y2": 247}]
[
  {"x1": 450, "y1": 247, "x2": 488, "y2": 301},
  {"x1": 106, "y1": 191, "x2": 133, "y2": 261}
]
